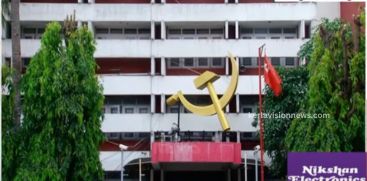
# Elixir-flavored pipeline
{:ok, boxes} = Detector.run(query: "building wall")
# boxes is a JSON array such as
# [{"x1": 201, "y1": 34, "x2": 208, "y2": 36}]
[
  {"x1": 21, "y1": 0, "x2": 77, "y2": 2},
  {"x1": 95, "y1": 0, "x2": 150, "y2": 3},
  {"x1": 2, "y1": 1, "x2": 344, "y2": 172},
  {"x1": 340, "y1": 2, "x2": 365, "y2": 26}
]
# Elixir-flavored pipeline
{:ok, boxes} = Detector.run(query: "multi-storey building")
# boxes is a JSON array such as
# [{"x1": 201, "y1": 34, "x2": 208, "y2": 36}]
[{"x1": 2, "y1": 1, "x2": 364, "y2": 180}]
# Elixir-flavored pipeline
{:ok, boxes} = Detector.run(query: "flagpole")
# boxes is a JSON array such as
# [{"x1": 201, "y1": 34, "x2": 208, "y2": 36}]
[{"x1": 257, "y1": 44, "x2": 265, "y2": 181}]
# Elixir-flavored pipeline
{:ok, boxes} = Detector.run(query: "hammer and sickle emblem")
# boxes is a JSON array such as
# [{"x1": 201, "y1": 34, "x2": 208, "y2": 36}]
[{"x1": 166, "y1": 53, "x2": 239, "y2": 131}]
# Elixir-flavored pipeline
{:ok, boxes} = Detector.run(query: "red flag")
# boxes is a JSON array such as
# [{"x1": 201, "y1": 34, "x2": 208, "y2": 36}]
[{"x1": 264, "y1": 54, "x2": 282, "y2": 96}]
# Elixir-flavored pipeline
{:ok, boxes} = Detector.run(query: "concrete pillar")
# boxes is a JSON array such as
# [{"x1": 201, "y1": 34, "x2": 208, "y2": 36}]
[
  {"x1": 227, "y1": 169, "x2": 231, "y2": 181},
  {"x1": 77, "y1": 0, "x2": 82, "y2": 3},
  {"x1": 150, "y1": 169, "x2": 154, "y2": 181},
  {"x1": 151, "y1": 131, "x2": 155, "y2": 144},
  {"x1": 225, "y1": 21, "x2": 229, "y2": 39},
  {"x1": 88, "y1": 0, "x2": 94, "y2": 3},
  {"x1": 151, "y1": 94, "x2": 155, "y2": 114},
  {"x1": 88, "y1": 21, "x2": 94, "y2": 36},
  {"x1": 161, "y1": 94, "x2": 165, "y2": 113},
  {"x1": 161, "y1": 0, "x2": 165, "y2": 3},
  {"x1": 299, "y1": 20, "x2": 305, "y2": 39},
  {"x1": 225, "y1": 57, "x2": 229, "y2": 75},
  {"x1": 77, "y1": 21, "x2": 82, "y2": 28},
  {"x1": 161, "y1": 57, "x2": 166, "y2": 75},
  {"x1": 235, "y1": 21, "x2": 239, "y2": 39},
  {"x1": 151, "y1": 57, "x2": 155, "y2": 76},
  {"x1": 235, "y1": 0, "x2": 238, "y2": 3},
  {"x1": 244, "y1": 152, "x2": 248, "y2": 181},
  {"x1": 236, "y1": 94, "x2": 240, "y2": 113},
  {"x1": 161, "y1": 21, "x2": 166, "y2": 40},
  {"x1": 236, "y1": 131, "x2": 240, "y2": 143},
  {"x1": 151, "y1": 21, "x2": 155, "y2": 40},
  {"x1": 224, "y1": 0, "x2": 228, "y2": 3},
  {"x1": 160, "y1": 170, "x2": 164, "y2": 181}
]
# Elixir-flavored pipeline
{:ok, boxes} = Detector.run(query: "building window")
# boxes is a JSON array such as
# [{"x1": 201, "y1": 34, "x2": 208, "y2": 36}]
[
  {"x1": 283, "y1": 28, "x2": 296, "y2": 34},
  {"x1": 123, "y1": 107, "x2": 134, "y2": 113},
  {"x1": 23, "y1": 58, "x2": 31, "y2": 68},
  {"x1": 5, "y1": 58, "x2": 11, "y2": 67},
  {"x1": 104, "y1": 104, "x2": 120, "y2": 114},
  {"x1": 198, "y1": 58, "x2": 209, "y2": 67},
  {"x1": 197, "y1": 29, "x2": 209, "y2": 34},
  {"x1": 184, "y1": 58, "x2": 194, "y2": 67},
  {"x1": 169, "y1": 107, "x2": 179, "y2": 113},
  {"x1": 123, "y1": 133, "x2": 135, "y2": 138},
  {"x1": 167, "y1": 28, "x2": 224, "y2": 39},
  {"x1": 286, "y1": 57, "x2": 295, "y2": 66},
  {"x1": 110, "y1": 28, "x2": 123, "y2": 34},
  {"x1": 241, "y1": 57, "x2": 252, "y2": 66},
  {"x1": 95, "y1": 27, "x2": 150, "y2": 39},
  {"x1": 169, "y1": 58, "x2": 180, "y2": 67},
  {"x1": 125, "y1": 28, "x2": 137, "y2": 34},
  {"x1": 182, "y1": 29, "x2": 195, "y2": 34},
  {"x1": 212, "y1": 58, "x2": 224, "y2": 67},
  {"x1": 96, "y1": 28, "x2": 109, "y2": 34},
  {"x1": 211, "y1": 28, "x2": 223, "y2": 34},
  {"x1": 139, "y1": 107, "x2": 149, "y2": 113},
  {"x1": 271, "y1": 57, "x2": 281, "y2": 66},
  {"x1": 108, "y1": 133, "x2": 120, "y2": 140},
  {"x1": 241, "y1": 28, "x2": 253, "y2": 34},
  {"x1": 240, "y1": 26, "x2": 298, "y2": 39},
  {"x1": 254, "y1": 28, "x2": 267, "y2": 34},
  {"x1": 21, "y1": 27, "x2": 46, "y2": 39},
  {"x1": 168, "y1": 29, "x2": 181, "y2": 35},
  {"x1": 269, "y1": 28, "x2": 282, "y2": 34}
]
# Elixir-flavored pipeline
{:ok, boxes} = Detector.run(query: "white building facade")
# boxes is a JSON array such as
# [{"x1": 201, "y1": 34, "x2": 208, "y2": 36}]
[{"x1": 2, "y1": 1, "x2": 344, "y2": 180}]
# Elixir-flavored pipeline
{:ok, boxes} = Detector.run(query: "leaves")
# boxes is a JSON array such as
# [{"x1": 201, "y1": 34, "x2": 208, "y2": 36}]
[
  {"x1": 12, "y1": 22, "x2": 104, "y2": 180},
  {"x1": 253, "y1": 67, "x2": 309, "y2": 178},
  {"x1": 286, "y1": 15, "x2": 365, "y2": 152}
]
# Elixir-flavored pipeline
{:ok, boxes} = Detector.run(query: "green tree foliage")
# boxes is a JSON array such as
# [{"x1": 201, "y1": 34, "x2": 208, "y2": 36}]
[
  {"x1": 14, "y1": 22, "x2": 104, "y2": 180},
  {"x1": 2, "y1": 66, "x2": 20, "y2": 181},
  {"x1": 253, "y1": 67, "x2": 309, "y2": 177},
  {"x1": 286, "y1": 15, "x2": 365, "y2": 151}
]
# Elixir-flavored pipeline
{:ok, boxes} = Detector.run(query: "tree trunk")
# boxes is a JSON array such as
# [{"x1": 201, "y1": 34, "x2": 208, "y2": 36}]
[{"x1": 11, "y1": 0, "x2": 22, "y2": 127}]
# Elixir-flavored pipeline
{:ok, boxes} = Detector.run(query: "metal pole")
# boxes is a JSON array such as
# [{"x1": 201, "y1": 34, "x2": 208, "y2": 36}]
[
  {"x1": 139, "y1": 158, "x2": 142, "y2": 181},
  {"x1": 244, "y1": 153, "x2": 247, "y2": 181},
  {"x1": 121, "y1": 150, "x2": 124, "y2": 181},
  {"x1": 177, "y1": 103, "x2": 181, "y2": 141},
  {"x1": 255, "y1": 153, "x2": 258, "y2": 181},
  {"x1": 257, "y1": 45, "x2": 265, "y2": 181}
]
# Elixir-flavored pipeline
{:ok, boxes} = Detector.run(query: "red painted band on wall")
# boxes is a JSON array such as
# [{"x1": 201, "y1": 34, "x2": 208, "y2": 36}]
[{"x1": 151, "y1": 142, "x2": 242, "y2": 164}]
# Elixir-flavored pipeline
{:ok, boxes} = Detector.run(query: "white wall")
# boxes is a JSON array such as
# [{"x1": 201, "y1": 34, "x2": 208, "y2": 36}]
[
  {"x1": 100, "y1": 151, "x2": 150, "y2": 171},
  {"x1": 19, "y1": 3, "x2": 317, "y2": 22},
  {"x1": 311, "y1": 2, "x2": 341, "y2": 29},
  {"x1": 102, "y1": 113, "x2": 258, "y2": 132},
  {"x1": 100, "y1": 75, "x2": 263, "y2": 95},
  {"x1": 2, "y1": 39, "x2": 306, "y2": 58}
]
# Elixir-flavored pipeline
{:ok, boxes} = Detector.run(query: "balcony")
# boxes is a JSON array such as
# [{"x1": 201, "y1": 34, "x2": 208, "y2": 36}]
[
  {"x1": 2, "y1": 39, "x2": 305, "y2": 58},
  {"x1": 19, "y1": 3, "x2": 317, "y2": 22},
  {"x1": 100, "y1": 150, "x2": 270, "y2": 171},
  {"x1": 100, "y1": 75, "x2": 262, "y2": 95},
  {"x1": 102, "y1": 113, "x2": 258, "y2": 132}
]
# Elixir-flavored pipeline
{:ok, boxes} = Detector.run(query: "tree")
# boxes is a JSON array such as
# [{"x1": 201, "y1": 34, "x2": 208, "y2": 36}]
[
  {"x1": 253, "y1": 67, "x2": 309, "y2": 178},
  {"x1": 15, "y1": 21, "x2": 104, "y2": 180},
  {"x1": 1, "y1": 66, "x2": 21, "y2": 181},
  {"x1": 286, "y1": 13, "x2": 365, "y2": 151},
  {"x1": 10, "y1": 0, "x2": 22, "y2": 126}
]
